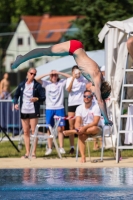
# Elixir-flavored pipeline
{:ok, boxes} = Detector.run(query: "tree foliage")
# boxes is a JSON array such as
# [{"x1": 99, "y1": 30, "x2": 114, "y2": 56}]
[
  {"x1": 70, "y1": 0, "x2": 133, "y2": 50},
  {"x1": 0, "y1": 0, "x2": 133, "y2": 52}
]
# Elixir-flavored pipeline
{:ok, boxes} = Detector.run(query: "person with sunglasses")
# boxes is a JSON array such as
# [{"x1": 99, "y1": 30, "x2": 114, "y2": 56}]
[
  {"x1": 63, "y1": 90, "x2": 102, "y2": 163},
  {"x1": 35, "y1": 70, "x2": 71, "y2": 155},
  {"x1": 13, "y1": 67, "x2": 45, "y2": 159},
  {"x1": 11, "y1": 40, "x2": 112, "y2": 126}
]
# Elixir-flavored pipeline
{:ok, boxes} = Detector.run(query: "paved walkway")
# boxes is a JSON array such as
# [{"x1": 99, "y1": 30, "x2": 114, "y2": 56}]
[{"x1": 0, "y1": 157, "x2": 133, "y2": 168}]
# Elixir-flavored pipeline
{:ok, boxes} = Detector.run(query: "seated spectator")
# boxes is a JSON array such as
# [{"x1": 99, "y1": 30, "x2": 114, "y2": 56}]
[{"x1": 63, "y1": 90, "x2": 102, "y2": 163}]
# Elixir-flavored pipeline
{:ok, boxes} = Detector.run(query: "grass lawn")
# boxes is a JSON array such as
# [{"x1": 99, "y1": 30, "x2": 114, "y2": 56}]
[{"x1": 0, "y1": 137, "x2": 133, "y2": 159}]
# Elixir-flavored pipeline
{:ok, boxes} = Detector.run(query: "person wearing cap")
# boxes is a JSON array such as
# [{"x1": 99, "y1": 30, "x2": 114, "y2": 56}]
[
  {"x1": 35, "y1": 70, "x2": 71, "y2": 155},
  {"x1": 66, "y1": 65, "x2": 88, "y2": 154}
]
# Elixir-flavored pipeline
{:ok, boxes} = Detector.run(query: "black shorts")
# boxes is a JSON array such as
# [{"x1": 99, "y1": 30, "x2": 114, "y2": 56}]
[
  {"x1": 68, "y1": 105, "x2": 80, "y2": 113},
  {"x1": 21, "y1": 113, "x2": 40, "y2": 119}
]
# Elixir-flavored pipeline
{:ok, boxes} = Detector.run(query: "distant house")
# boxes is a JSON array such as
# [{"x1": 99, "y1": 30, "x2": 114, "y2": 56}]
[{"x1": 4, "y1": 14, "x2": 79, "y2": 72}]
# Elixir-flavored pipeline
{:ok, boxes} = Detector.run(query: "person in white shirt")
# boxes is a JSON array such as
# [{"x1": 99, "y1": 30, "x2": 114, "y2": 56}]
[
  {"x1": 66, "y1": 65, "x2": 88, "y2": 154},
  {"x1": 63, "y1": 90, "x2": 102, "y2": 163},
  {"x1": 36, "y1": 70, "x2": 71, "y2": 155},
  {"x1": 14, "y1": 67, "x2": 45, "y2": 159}
]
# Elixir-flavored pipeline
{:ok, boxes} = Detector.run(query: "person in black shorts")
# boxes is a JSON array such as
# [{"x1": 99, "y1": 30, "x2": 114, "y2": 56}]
[
  {"x1": 66, "y1": 65, "x2": 88, "y2": 154},
  {"x1": 14, "y1": 67, "x2": 45, "y2": 159}
]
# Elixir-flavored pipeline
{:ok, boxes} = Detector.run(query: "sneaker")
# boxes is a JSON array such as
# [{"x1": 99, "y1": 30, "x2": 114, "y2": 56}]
[
  {"x1": 59, "y1": 148, "x2": 66, "y2": 154},
  {"x1": 45, "y1": 148, "x2": 52, "y2": 155},
  {"x1": 69, "y1": 147, "x2": 75, "y2": 154}
]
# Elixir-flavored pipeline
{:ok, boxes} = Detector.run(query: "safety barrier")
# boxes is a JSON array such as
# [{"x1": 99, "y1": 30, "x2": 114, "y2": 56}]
[
  {"x1": 0, "y1": 100, "x2": 21, "y2": 140},
  {"x1": 0, "y1": 99, "x2": 46, "y2": 144}
]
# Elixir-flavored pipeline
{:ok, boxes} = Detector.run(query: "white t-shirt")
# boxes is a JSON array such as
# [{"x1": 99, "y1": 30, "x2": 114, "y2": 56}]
[
  {"x1": 75, "y1": 102, "x2": 101, "y2": 126},
  {"x1": 42, "y1": 79, "x2": 66, "y2": 109},
  {"x1": 21, "y1": 82, "x2": 35, "y2": 113},
  {"x1": 66, "y1": 75, "x2": 88, "y2": 106}
]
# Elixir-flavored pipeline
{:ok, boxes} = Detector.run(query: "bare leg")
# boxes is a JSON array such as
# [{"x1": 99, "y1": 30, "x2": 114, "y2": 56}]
[
  {"x1": 11, "y1": 41, "x2": 70, "y2": 69},
  {"x1": 85, "y1": 126, "x2": 102, "y2": 135},
  {"x1": 63, "y1": 129, "x2": 77, "y2": 136},
  {"x1": 68, "y1": 112, "x2": 75, "y2": 149},
  {"x1": 78, "y1": 134, "x2": 88, "y2": 163},
  {"x1": 58, "y1": 126, "x2": 64, "y2": 148},
  {"x1": 93, "y1": 138, "x2": 100, "y2": 150},
  {"x1": 30, "y1": 118, "x2": 38, "y2": 157},
  {"x1": 47, "y1": 130, "x2": 53, "y2": 149},
  {"x1": 127, "y1": 36, "x2": 133, "y2": 59},
  {"x1": 21, "y1": 119, "x2": 30, "y2": 157},
  {"x1": 78, "y1": 126, "x2": 102, "y2": 162}
]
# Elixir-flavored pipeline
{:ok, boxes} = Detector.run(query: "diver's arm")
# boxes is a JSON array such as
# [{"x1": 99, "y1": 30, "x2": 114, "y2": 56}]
[{"x1": 94, "y1": 84, "x2": 112, "y2": 125}]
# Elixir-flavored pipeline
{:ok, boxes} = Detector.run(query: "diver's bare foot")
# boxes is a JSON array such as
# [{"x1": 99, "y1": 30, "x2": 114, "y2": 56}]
[
  {"x1": 63, "y1": 130, "x2": 76, "y2": 136},
  {"x1": 11, "y1": 55, "x2": 22, "y2": 69},
  {"x1": 80, "y1": 157, "x2": 86, "y2": 163}
]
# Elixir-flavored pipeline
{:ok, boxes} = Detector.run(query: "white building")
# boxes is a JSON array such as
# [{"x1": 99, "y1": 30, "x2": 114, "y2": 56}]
[{"x1": 4, "y1": 14, "x2": 79, "y2": 72}]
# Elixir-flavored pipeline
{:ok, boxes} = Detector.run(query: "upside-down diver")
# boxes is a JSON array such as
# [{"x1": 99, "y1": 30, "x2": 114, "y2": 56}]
[{"x1": 11, "y1": 40, "x2": 112, "y2": 125}]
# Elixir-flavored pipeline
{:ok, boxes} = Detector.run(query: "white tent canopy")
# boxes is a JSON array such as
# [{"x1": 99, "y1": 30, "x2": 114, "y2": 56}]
[
  {"x1": 98, "y1": 17, "x2": 133, "y2": 134},
  {"x1": 36, "y1": 50, "x2": 104, "y2": 78}
]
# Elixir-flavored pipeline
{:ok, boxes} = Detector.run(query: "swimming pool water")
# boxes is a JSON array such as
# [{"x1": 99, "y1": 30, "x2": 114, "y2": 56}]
[{"x1": 0, "y1": 168, "x2": 133, "y2": 200}]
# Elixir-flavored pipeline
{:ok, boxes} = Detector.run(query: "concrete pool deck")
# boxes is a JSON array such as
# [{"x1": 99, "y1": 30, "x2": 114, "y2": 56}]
[{"x1": 0, "y1": 157, "x2": 133, "y2": 168}]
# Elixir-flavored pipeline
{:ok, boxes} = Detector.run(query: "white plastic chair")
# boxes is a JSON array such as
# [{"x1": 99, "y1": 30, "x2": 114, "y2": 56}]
[
  {"x1": 76, "y1": 124, "x2": 115, "y2": 162},
  {"x1": 29, "y1": 117, "x2": 62, "y2": 160}
]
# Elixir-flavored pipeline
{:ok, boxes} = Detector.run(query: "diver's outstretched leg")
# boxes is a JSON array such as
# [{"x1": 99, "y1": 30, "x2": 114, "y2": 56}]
[
  {"x1": 11, "y1": 44, "x2": 69, "y2": 69},
  {"x1": 11, "y1": 47, "x2": 53, "y2": 69}
]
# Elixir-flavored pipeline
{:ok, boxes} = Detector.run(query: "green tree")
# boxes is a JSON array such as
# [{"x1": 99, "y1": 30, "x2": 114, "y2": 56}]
[
  {"x1": 0, "y1": 0, "x2": 77, "y2": 76},
  {"x1": 70, "y1": 0, "x2": 133, "y2": 50},
  {"x1": 1, "y1": 0, "x2": 133, "y2": 62},
  {"x1": 12, "y1": 0, "x2": 78, "y2": 23},
  {"x1": 0, "y1": 0, "x2": 16, "y2": 77}
]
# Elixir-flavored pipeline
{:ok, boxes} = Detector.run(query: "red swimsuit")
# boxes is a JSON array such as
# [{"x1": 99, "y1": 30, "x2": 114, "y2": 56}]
[{"x1": 69, "y1": 40, "x2": 84, "y2": 55}]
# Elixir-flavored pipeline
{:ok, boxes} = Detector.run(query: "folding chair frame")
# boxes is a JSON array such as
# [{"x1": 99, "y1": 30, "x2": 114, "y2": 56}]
[
  {"x1": 76, "y1": 126, "x2": 115, "y2": 162},
  {"x1": 29, "y1": 118, "x2": 62, "y2": 160}
]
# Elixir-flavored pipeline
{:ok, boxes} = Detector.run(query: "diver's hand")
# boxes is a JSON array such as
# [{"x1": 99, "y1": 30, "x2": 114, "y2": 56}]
[{"x1": 104, "y1": 120, "x2": 113, "y2": 126}]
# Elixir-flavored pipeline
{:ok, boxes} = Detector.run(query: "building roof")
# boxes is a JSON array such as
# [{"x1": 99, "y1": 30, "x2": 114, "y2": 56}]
[{"x1": 21, "y1": 15, "x2": 78, "y2": 44}]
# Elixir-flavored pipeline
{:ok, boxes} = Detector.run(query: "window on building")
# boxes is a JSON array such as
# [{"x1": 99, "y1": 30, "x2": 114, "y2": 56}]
[
  {"x1": 28, "y1": 37, "x2": 30, "y2": 45},
  {"x1": 46, "y1": 32, "x2": 53, "y2": 38},
  {"x1": 17, "y1": 38, "x2": 23, "y2": 45}
]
